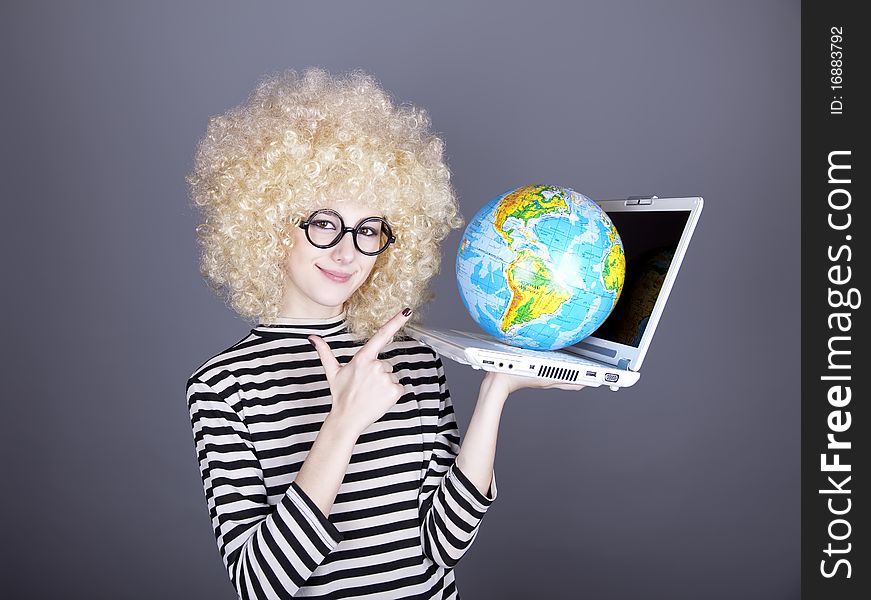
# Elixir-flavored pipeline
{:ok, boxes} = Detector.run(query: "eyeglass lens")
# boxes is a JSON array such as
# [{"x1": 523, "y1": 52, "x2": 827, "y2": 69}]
[{"x1": 307, "y1": 210, "x2": 390, "y2": 254}]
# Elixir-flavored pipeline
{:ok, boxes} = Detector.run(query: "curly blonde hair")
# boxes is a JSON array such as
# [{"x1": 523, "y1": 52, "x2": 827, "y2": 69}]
[{"x1": 187, "y1": 68, "x2": 464, "y2": 339}]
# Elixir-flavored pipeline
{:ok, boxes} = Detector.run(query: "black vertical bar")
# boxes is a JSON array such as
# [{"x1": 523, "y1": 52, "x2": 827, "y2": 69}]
[{"x1": 802, "y1": 1, "x2": 868, "y2": 598}]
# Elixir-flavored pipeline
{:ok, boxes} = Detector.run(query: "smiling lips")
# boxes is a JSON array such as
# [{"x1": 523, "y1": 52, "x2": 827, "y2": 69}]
[{"x1": 318, "y1": 266, "x2": 352, "y2": 283}]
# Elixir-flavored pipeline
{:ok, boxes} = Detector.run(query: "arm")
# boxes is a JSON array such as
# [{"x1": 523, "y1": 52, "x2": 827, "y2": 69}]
[
  {"x1": 187, "y1": 377, "x2": 344, "y2": 599},
  {"x1": 419, "y1": 364, "x2": 586, "y2": 568},
  {"x1": 454, "y1": 374, "x2": 509, "y2": 497},
  {"x1": 292, "y1": 416, "x2": 358, "y2": 517},
  {"x1": 419, "y1": 355, "x2": 499, "y2": 568},
  {"x1": 299, "y1": 308, "x2": 414, "y2": 516},
  {"x1": 457, "y1": 370, "x2": 587, "y2": 494}
]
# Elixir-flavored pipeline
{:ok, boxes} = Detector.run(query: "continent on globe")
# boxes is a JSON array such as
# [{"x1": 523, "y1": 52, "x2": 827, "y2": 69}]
[
  {"x1": 494, "y1": 185, "x2": 570, "y2": 246},
  {"x1": 456, "y1": 184, "x2": 626, "y2": 351},
  {"x1": 602, "y1": 242, "x2": 625, "y2": 293},
  {"x1": 501, "y1": 250, "x2": 572, "y2": 334}
]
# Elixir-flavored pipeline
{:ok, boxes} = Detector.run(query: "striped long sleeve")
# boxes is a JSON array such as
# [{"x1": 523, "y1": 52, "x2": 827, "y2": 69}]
[
  {"x1": 418, "y1": 355, "x2": 497, "y2": 568},
  {"x1": 187, "y1": 377, "x2": 342, "y2": 599}
]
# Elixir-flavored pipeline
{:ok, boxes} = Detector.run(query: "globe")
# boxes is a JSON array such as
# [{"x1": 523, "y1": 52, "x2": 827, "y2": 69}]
[{"x1": 456, "y1": 184, "x2": 626, "y2": 350}]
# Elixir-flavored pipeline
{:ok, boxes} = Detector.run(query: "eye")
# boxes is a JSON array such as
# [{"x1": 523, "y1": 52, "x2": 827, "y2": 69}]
[
  {"x1": 311, "y1": 219, "x2": 336, "y2": 230},
  {"x1": 358, "y1": 226, "x2": 379, "y2": 237}
]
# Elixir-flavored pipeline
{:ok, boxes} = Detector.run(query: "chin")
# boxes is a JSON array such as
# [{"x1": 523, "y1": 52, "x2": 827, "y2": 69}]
[
  {"x1": 312, "y1": 294, "x2": 349, "y2": 308},
  {"x1": 312, "y1": 288, "x2": 357, "y2": 308}
]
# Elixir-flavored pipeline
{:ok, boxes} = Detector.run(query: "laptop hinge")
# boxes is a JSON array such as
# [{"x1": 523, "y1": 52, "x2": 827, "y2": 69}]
[
  {"x1": 617, "y1": 357, "x2": 631, "y2": 370},
  {"x1": 626, "y1": 195, "x2": 658, "y2": 205}
]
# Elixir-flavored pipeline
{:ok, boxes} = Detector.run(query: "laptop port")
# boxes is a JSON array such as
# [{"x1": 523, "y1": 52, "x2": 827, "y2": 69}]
[
  {"x1": 585, "y1": 370, "x2": 596, "y2": 377},
  {"x1": 483, "y1": 360, "x2": 494, "y2": 365}
]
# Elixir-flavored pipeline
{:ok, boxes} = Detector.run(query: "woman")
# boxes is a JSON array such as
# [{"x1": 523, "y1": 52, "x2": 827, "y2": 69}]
[{"x1": 186, "y1": 68, "x2": 584, "y2": 599}]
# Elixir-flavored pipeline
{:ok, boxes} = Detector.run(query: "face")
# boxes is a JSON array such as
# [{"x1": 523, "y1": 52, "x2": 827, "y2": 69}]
[{"x1": 278, "y1": 200, "x2": 386, "y2": 319}]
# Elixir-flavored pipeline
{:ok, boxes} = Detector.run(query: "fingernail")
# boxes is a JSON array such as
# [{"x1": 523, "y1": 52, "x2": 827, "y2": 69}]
[
  {"x1": 307, "y1": 336, "x2": 315, "y2": 345},
  {"x1": 402, "y1": 307, "x2": 412, "y2": 317}
]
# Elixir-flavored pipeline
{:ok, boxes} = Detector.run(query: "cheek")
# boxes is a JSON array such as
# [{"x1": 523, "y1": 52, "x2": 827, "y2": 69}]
[
  {"x1": 348, "y1": 260, "x2": 377, "y2": 291},
  {"x1": 290, "y1": 229, "x2": 310, "y2": 254},
  {"x1": 283, "y1": 240, "x2": 314, "y2": 278},
  {"x1": 361, "y1": 257, "x2": 379, "y2": 279}
]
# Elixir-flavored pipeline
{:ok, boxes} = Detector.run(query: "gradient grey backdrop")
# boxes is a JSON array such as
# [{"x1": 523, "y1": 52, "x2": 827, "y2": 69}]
[{"x1": 4, "y1": 1, "x2": 800, "y2": 598}]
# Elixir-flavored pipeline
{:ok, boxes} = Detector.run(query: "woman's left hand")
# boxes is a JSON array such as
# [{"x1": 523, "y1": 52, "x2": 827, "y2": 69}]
[{"x1": 482, "y1": 370, "x2": 587, "y2": 396}]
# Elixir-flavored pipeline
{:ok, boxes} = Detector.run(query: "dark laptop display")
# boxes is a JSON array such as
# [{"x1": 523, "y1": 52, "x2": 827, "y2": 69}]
[{"x1": 593, "y1": 209, "x2": 691, "y2": 348}]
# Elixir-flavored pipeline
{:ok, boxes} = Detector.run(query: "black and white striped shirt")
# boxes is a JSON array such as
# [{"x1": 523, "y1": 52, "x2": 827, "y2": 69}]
[{"x1": 186, "y1": 313, "x2": 497, "y2": 599}]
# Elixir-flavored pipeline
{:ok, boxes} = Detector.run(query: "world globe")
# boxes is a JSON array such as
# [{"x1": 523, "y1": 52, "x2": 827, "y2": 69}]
[{"x1": 456, "y1": 184, "x2": 626, "y2": 350}]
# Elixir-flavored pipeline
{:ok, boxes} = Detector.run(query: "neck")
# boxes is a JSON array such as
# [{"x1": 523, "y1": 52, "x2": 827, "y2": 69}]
[
  {"x1": 263, "y1": 308, "x2": 347, "y2": 325},
  {"x1": 273, "y1": 303, "x2": 346, "y2": 319}
]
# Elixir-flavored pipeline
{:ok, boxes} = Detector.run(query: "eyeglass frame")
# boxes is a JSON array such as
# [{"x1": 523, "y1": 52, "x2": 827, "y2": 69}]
[{"x1": 297, "y1": 209, "x2": 397, "y2": 256}]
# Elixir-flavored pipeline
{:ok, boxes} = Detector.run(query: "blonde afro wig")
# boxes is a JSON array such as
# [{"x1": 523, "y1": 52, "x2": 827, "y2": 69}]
[{"x1": 188, "y1": 68, "x2": 464, "y2": 339}]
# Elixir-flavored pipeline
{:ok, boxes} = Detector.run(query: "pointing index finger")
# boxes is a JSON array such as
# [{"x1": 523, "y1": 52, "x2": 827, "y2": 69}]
[{"x1": 359, "y1": 308, "x2": 413, "y2": 360}]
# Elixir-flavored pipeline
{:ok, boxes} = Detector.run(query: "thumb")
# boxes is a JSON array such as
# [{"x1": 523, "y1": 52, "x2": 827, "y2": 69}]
[{"x1": 308, "y1": 335, "x2": 341, "y2": 380}]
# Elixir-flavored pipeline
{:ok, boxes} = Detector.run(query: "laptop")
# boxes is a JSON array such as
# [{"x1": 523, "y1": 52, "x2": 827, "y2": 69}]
[{"x1": 406, "y1": 195, "x2": 704, "y2": 391}]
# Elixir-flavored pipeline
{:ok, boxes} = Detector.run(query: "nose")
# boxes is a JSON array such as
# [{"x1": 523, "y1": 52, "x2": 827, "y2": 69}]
[{"x1": 330, "y1": 230, "x2": 357, "y2": 263}]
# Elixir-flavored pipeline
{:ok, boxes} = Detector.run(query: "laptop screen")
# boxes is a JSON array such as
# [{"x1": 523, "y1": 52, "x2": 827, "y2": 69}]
[{"x1": 591, "y1": 209, "x2": 691, "y2": 348}]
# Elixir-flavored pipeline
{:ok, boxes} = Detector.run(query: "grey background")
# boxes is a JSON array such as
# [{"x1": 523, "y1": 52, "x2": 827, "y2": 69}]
[{"x1": 4, "y1": 1, "x2": 799, "y2": 598}]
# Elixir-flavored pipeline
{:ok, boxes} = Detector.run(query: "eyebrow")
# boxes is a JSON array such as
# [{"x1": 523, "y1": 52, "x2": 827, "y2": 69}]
[{"x1": 321, "y1": 209, "x2": 385, "y2": 225}]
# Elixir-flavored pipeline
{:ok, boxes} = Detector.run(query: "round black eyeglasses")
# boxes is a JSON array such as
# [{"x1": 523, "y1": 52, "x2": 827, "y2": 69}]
[{"x1": 298, "y1": 209, "x2": 396, "y2": 256}]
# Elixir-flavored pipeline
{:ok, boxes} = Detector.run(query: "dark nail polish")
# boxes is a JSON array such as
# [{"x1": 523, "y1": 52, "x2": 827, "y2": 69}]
[{"x1": 402, "y1": 307, "x2": 412, "y2": 317}]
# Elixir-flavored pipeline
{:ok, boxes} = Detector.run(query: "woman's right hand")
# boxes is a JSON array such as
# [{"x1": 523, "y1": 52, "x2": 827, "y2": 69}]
[{"x1": 308, "y1": 308, "x2": 413, "y2": 437}]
